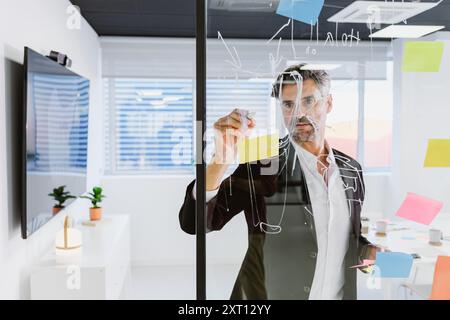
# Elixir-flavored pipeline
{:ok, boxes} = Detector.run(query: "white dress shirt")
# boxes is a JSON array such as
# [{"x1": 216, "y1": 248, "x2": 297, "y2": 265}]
[
  {"x1": 193, "y1": 141, "x2": 352, "y2": 299},
  {"x1": 293, "y1": 141, "x2": 351, "y2": 300},
  {"x1": 192, "y1": 183, "x2": 218, "y2": 203}
]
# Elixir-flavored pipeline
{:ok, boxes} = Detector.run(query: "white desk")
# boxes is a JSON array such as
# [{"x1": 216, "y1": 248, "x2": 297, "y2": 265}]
[
  {"x1": 364, "y1": 212, "x2": 450, "y2": 300},
  {"x1": 30, "y1": 214, "x2": 131, "y2": 300}
]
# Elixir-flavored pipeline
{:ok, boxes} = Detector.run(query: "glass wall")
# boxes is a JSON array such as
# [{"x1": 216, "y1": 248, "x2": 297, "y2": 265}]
[{"x1": 203, "y1": 0, "x2": 393, "y2": 300}]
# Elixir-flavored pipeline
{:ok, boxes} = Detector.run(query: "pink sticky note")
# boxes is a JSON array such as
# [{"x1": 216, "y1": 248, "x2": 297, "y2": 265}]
[{"x1": 395, "y1": 192, "x2": 443, "y2": 225}]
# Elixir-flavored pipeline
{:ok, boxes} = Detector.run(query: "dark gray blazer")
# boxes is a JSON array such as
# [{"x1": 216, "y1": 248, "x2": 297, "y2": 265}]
[{"x1": 179, "y1": 136, "x2": 374, "y2": 300}]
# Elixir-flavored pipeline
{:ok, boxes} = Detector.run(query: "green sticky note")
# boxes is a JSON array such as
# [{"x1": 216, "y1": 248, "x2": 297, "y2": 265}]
[
  {"x1": 402, "y1": 41, "x2": 444, "y2": 72},
  {"x1": 424, "y1": 139, "x2": 450, "y2": 167}
]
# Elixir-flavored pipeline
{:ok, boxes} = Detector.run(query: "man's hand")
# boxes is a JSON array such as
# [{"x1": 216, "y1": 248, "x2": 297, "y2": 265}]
[
  {"x1": 366, "y1": 244, "x2": 390, "y2": 261},
  {"x1": 212, "y1": 108, "x2": 255, "y2": 165},
  {"x1": 357, "y1": 245, "x2": 389, "y2": 274},
  {"x1": 205, "y1": 109, "x2": 255, "y2": 191}
]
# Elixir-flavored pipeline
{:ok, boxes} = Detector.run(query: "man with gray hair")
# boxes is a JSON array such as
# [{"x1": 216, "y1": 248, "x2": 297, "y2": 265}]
[{"x1": 179, "y1": 64, "x2": 382, "y2": 300}]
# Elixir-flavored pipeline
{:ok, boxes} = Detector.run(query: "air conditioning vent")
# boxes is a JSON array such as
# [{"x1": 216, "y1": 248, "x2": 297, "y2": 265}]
[
  {"x1": 328, "y1": 1, "x2": 439, "y2": 24},
  {"x1": 209, "y1": 0, "x2": 279, "y2": 12}
]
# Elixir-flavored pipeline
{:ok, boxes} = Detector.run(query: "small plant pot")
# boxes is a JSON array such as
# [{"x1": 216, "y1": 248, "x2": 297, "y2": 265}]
[
  {"x1": 52, "y1": 207, "x2": 63, "y2": 215},
  {"x1": 90, "y1": 207, "x2": 102, "y2": 221}
]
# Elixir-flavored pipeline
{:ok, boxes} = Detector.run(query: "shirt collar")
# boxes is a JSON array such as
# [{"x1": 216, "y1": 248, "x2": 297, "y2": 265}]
[{"x1": 290, "y1": 138, "x2": 336, "y2": 172}]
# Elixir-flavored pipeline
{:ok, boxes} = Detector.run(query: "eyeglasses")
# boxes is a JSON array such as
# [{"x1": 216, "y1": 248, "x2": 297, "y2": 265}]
[{"x1": 280, "y1": 94, "x2": 324, "y2": 112}]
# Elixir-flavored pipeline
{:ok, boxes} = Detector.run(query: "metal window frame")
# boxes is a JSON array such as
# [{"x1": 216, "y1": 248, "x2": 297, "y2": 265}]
[{"x1": 358, "y1": 61, "x2": 394, "y2": 172}]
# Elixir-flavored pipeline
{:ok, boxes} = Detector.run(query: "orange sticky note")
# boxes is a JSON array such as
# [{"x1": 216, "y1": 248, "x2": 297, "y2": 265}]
[{"x1": 430, "y1": 256, "x2": 450, "y2": 300}]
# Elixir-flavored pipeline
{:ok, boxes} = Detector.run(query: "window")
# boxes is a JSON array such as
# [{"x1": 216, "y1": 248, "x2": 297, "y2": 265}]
[
  {"x1": 104, "y1": 78, "x2": 273, "y2": 175},
  {"x1": 104, "y1": 67, "x2": 393, "y2": 175},
  {"x1": 326, "y1": 80, "x2": 359, "y2": 159},
  {"x1": 326, "y1": 64, "x2": 393, "y2": 171},
  {"x1": 104, "y1": 78, "x2": 193, "y2": 175},
  {"x1": 364, "y1": 62, "x2": 393, "y2": 169}
]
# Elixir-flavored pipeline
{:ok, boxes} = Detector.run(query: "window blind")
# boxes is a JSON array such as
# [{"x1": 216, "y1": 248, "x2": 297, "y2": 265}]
[
  {"x1": 104, "y1": 78, "x2": 273, "y2": 175},
  {"x1": 104, "y1": 78, "x2": 194, "y2": 175}
]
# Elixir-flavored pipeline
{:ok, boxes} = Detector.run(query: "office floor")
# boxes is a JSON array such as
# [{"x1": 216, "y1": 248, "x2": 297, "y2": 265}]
[
  {"x1": 124, "y1": 265, "x2": 424, "y2": 300},
  {"x1": 126, "y1": 265, "x2": 195, "y2": 300},
  {"x1": 126, "y1": 265, "x2": 238, "y2": 300}
]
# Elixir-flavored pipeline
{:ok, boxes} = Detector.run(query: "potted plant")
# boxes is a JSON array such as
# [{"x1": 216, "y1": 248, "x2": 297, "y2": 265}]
[
  {"x1": 48, "y1": 185, "x2": 76, "y2": 215},
  {"x1": 80, "y1": 186, "x2": 105, "y2": 221}
]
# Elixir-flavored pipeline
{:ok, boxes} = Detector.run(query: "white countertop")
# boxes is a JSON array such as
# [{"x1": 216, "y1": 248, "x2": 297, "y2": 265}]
[
  {"x1": 365, "y1": 212, "x2": 450, "y2": 262},
  {"x1": 34, "y1": 214, "x2": 130, "y2": 269}
]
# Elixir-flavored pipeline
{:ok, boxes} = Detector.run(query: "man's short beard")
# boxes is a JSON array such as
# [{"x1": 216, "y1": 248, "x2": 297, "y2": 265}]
[
  {"x1": 288, "y1": 115, "x2": 319, "y2": 143},
  {"x1": 291, "y1": 128, "x2": 316, "y2": 143}
]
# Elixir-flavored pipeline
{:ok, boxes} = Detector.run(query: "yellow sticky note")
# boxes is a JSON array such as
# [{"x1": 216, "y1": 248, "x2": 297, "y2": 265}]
[
  {"x1": 424, "y1": 139, "x2": 450, "y2": 167},
  {"x1": 238, "y1": 133, "x2": 279, "y2": 164},
  {"x1": 402, "y1": 41, "x2": 444, "y2": 72}
]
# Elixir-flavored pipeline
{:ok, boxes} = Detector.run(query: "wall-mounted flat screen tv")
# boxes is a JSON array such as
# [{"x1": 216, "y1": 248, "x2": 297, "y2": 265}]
[{"x1": 22, "y1": 47, "x2": 89, "y2": 239}]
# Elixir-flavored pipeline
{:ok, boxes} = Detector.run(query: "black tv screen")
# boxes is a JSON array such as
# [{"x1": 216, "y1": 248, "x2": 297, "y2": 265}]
[{"x1": 22, "y1": 47, "x2": 89, "y2": 239}]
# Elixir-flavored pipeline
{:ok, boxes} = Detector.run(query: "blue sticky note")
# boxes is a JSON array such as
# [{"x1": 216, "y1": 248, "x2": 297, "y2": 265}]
[
  {"x1": 375, "y1": 252, "x2": 413, "y2": 278},
  {"x1": 276, "y1": 0, "x2": 325, "y2": 25}
]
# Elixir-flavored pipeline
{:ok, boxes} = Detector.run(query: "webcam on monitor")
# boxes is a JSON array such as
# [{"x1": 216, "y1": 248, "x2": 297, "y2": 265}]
[{"x1": 47, "y1": 50, "x2": 72, "y2": 68}]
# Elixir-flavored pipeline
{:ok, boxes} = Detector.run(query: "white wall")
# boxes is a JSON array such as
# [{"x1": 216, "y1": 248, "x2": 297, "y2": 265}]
[
  {"x1": 100, "y1": 175, "x2": 249, "y2": 266},
  {"x1": 100, "y1": 176, "x2": 196, "y2": 266},
  {"x1": 389, "y1": 32, "x2": 450, "y2": 216},
  {"x1": 362, "y1": 173, "x2": 390, "y2": 220},
  {"x1": 0, "y1": 0, "x2": 101, "y2": 299}
]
